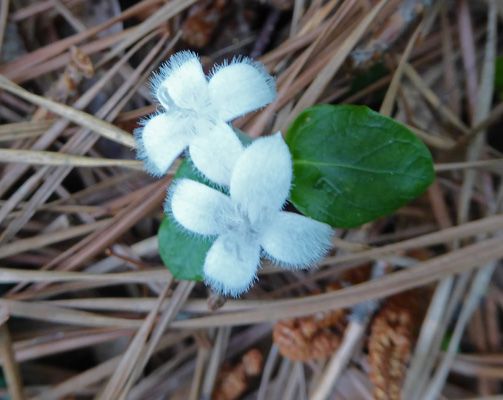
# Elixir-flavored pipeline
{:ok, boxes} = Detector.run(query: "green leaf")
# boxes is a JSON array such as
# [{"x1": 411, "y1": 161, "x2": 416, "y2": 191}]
[
  {"x1": 158, "y1": 158, "x2": 215, "y2": 281},
  {"x1": 349, "y1": 62, "x2": 388, "y2": 95},
  {"x1": 158, "y1": 215, "x2": 212, "y2": 281},
  {"x1": 158, "y1": 128, "x2": 253, "y2": 281},
  {"x1": 286, "y1": 105, "x2": 434, "y2": 228}
]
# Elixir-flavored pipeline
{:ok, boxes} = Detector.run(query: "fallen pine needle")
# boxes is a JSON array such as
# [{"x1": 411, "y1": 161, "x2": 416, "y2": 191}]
[{"x1": 0, "y1": 149, "x2": 142, "y2": 169}]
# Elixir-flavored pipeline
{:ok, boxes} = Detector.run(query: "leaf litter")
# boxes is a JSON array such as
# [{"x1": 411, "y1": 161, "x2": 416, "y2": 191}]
[{"x1": 0, "y1": 0, "x2": 502, "y2": 399}]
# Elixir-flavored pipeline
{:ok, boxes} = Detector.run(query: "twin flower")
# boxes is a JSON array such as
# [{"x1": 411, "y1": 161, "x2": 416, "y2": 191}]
[{"x1": 136, "y1": 51, "x2": 333, "y2": 297}]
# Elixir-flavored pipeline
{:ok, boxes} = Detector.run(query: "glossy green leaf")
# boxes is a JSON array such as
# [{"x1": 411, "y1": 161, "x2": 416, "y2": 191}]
[
  {"x1": 158, "y1": 129, "x2": 253, "y2": 281},
  {"x1": 158, "y1": 158, "x2": 215, "y2": 281},
  {"x1": 349, "y1": 62, "x2": 388, "y2": 95},
  {"x1": 286, "y1": 105, "x2": 434, "y2": 228}
]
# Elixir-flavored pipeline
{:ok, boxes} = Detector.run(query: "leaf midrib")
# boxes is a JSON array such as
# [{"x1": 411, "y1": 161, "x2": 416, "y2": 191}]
[{"x1": 293, "y1": 159, "x2": 423, "y2": 178}]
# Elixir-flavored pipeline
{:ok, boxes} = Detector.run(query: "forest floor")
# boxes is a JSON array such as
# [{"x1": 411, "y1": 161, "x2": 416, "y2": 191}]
[{"x1": 0, "y1": 0, "x2": 503, "y2": 399}]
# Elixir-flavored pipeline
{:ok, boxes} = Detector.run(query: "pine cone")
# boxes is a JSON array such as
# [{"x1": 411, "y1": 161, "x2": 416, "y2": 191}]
[
  {"x1": 212, "y1": 349, "x2": 263, "y2": 400},
  {"x1": 368, "y1": 289, "x2": 427, "y2": 400},
  {"x1": 273, "y1": 284, "x2": 347, "y2": 362}
]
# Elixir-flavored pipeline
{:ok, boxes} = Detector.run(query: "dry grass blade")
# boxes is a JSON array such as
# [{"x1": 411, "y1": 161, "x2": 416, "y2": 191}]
[
  {"x1": 449, "y1": 102, "x2": 503, "y2": 154},
  {"x1": 0, "y1": 30, "x2": 156, "y2": 202},
  {"x1": 170, "y1": 235, "x2": 503, "y2": 328},
  {"x1": 0, "y1": 120, "x2": 57, "y2": 141},
  {"x1": 0, "y1": 299, "x2": 142, "y2": 328},
  {"x1": 0, "y1": 0, "x2": 162, "y2": 80},
  {"x1": 52, "y1": 0, "x2": 87, "y2": 33},
  {"x1": 188, "y1": 346, "x2": 210, "y2": 400},
  {"x1": 457, "y1": 0, "x2": 478, "y2": 122},
  {"x1": 434, "y1": 159, "x2": 503, "y2": 173},
  {"x1": 379, "y1": 16, "x2": 424, "y2": 117},
  {"x1": 0, "y1": 31, "x2": 166, "y2": 244},
  {"x1": 97, "y1": 0, "x2": 197, "y2": 67},
  {"x1": 0, "y1": 167, "x2": 48, "y2": 229},
  {"x1": 0, "y1": 0, "x2": 9, "y2": 63},
  {"x1": 0, "y1": 76, "x2": 135, "y2": 147},
  {"x1": 0, "y1": 148, "x2": 142, "y2": 169},
  {"x1": 34, "y1": 356, "x2": 119, "y2": 400},
  {"x1": 421, "y1": 3, "x2": 499, "y2": 399},
  {"x1": 5, "y1": 328, "x2": 135, "y2": 365},
  {"x1": 311, "y1": 322, "x2": 366, "y2": 400},
  {"x1": 322, "y1": 214, "x2": 503, "y2": 266},
  {"x1": 31, "y1": 331, "x2": 192, "y2": 400},
  {"x1": 288, "y1": 0, "x2": 389, "y2": 120},
  {"x1": 200, "y1": 326, "x2": 231, "y2": 399},
  {"x1": 0, "y1": 1, "x2": 501, "y2": 398},
  {"x1": 0, "y1": 120, "x2": 55, "y2": 136},
  {"x1": 0, "y1": 219, "x2": 111, "y2": 259},
  {"x1": 12, "y1": 28, "x2": 133, "y2": 84},
  {"x1": 458, "y1": 0, "x2": 497, "y2": 224},
  {"x1": 0, "y1": 323, "x2": 24, "y2": 400},
  {"x1": 451, "y1": 358, "x2": 503, "y2": 379},
  {"x1": 405, "y1": 124, "x2": 456, "y2": 149},
  {"x1": 117, "y1": 280, "x2": 195, "y2": 399},
  {"x1": 96, "y1": 283, "x2": 171, "y2": 400},
  {"x1": 403, "y1": 62, "x2": 470, "y2": 134},
  {"x1": 0, "y1": 268, "x2": 172, "y2": 284},
  {"x1": 402, "y1": 277, "x2": 453, "y2": 398},
  {"x1": 126, "y1": 344, "x2": 198, "y2": 400},
  {"x1": 424, "y1": 262, "x2": 498, "y2": 400},
  {"x1": 54, "y1": 177, "x2": 170, "y2": 274}
]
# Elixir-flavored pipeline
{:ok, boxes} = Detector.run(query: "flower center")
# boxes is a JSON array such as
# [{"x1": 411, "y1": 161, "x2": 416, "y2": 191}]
[
  {"x1": 220, "y1": 203, "x2": 266, "y2": 242},
  {"x1": 157, "y1": 85, "x2": 215, "y2": 119}
]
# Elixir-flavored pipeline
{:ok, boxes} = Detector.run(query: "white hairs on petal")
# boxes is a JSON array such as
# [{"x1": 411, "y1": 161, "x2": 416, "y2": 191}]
[
  {"x1": 135, "y1": 51, "x2": 277, "y2": 183},
  {"x1": 230, "y1": 132, "x2": 292, "y2": 224},
  {"x1": 260, "y1": 212, "x2": 333, "y2": 269},
  {"x1": 167, "y1": 178, "x2": 232, "y2": 237},
  {"x1": 134, "y1": 113, "x2": 190, "y2": 177},
  {"x1": 167, "y1": 133, "x2": 333, "y2": 297},
  {"x1": 210, "y1": 56, "x2": 276, "y2": 97},
  {"x1": 203, "y1": 235, "x2": 260, "y2": 297},
  {"x1": 208, "y1": 57, "x2": 277, "y2": 121},
  {"x1": 148, "y1": 50, "x2": 201, "y2": 98}
]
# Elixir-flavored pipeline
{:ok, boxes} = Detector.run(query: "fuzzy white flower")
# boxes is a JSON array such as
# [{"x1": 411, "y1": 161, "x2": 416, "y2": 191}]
[
  {"x1": 168, "y1": 133, "x2": 333, "y2": 297},
  {"x1": 135, "y1": 51, "x2": 277, "y2": 186}
]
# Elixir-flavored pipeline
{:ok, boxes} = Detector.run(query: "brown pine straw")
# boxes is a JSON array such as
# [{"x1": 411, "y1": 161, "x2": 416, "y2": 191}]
[
  {"x1": 0, "y1": 0, "x2": 165, "y2": 80},
  {"x1": 0, "y1": 321, "x2": 24, "y2": 400},
  {"x1": 0, "y1": 0, "x2": 9, "y2": 64},
  {"x1": 0, "y1": 0, "x2": 503, "y2": 398}
]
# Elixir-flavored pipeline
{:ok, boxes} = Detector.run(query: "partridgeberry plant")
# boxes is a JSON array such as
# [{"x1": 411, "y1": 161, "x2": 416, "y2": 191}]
[
  {"x1": 137, "y1": 52, "x2": 435, "y2": 297},
  {"x1": 168, "y1": 134, "x2": 333, "y2": 296}
]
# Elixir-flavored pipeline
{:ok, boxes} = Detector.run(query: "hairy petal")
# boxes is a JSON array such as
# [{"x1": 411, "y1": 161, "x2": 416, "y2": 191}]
[
  {"x1": 230, "y1": 133, "x2": 292, "y2": 224},
  {"x1": 189, "y1": 122, "x2": 244, "y2": 187},
  {"x1": 169, "y1": 179, "x2": 232, "y2": 236},
  {"x1": 261, "y1": 212, "x2": 333, "y2": 268},
  {"x1": 208, "y1": 59, "x2": 277, "y2": 121},
  {"x1": 204, "y1": 234, "x2": 261, "y2": 297},
  {"x1": 135, "y1": 113, "x2": 189, "y2": 177},
  {"x1": 155, "y1": 51, "x2": 209, "y2": 111}
]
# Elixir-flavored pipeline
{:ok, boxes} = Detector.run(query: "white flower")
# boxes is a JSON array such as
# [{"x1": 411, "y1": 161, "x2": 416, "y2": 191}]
[
  {"x1": 135, "y1": 51, "x2": 277, "y2": 186},
  {"x1": 168, "y1": 133, "x2": 333, "y2": 297}
]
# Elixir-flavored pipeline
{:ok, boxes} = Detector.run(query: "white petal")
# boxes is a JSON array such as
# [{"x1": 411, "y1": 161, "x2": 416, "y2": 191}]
[
  {"x1": 153, "y1": 51, "x2": 210, "y2": 112},
  {"x1": 168, "y1": 179, "x2": 233, "y2": 236},
  {"x1": 230, "y1": 132, "x2": 292, "y2": 224},
  {"x1": 203, "y1": 234, "x2": 261, "y2": 297},
  {"x1": 135, "y1": 113, "x2": 189, "y2": 177},
  {"x1": 189, "y1": 122, "x2": 244, "y2": 187},
  {"x1": 208, "y1": 58, "x2": 277, "y2": 121},
  {"x1": 261, "y1": 212, "x2": 333, "y2": 268}
]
